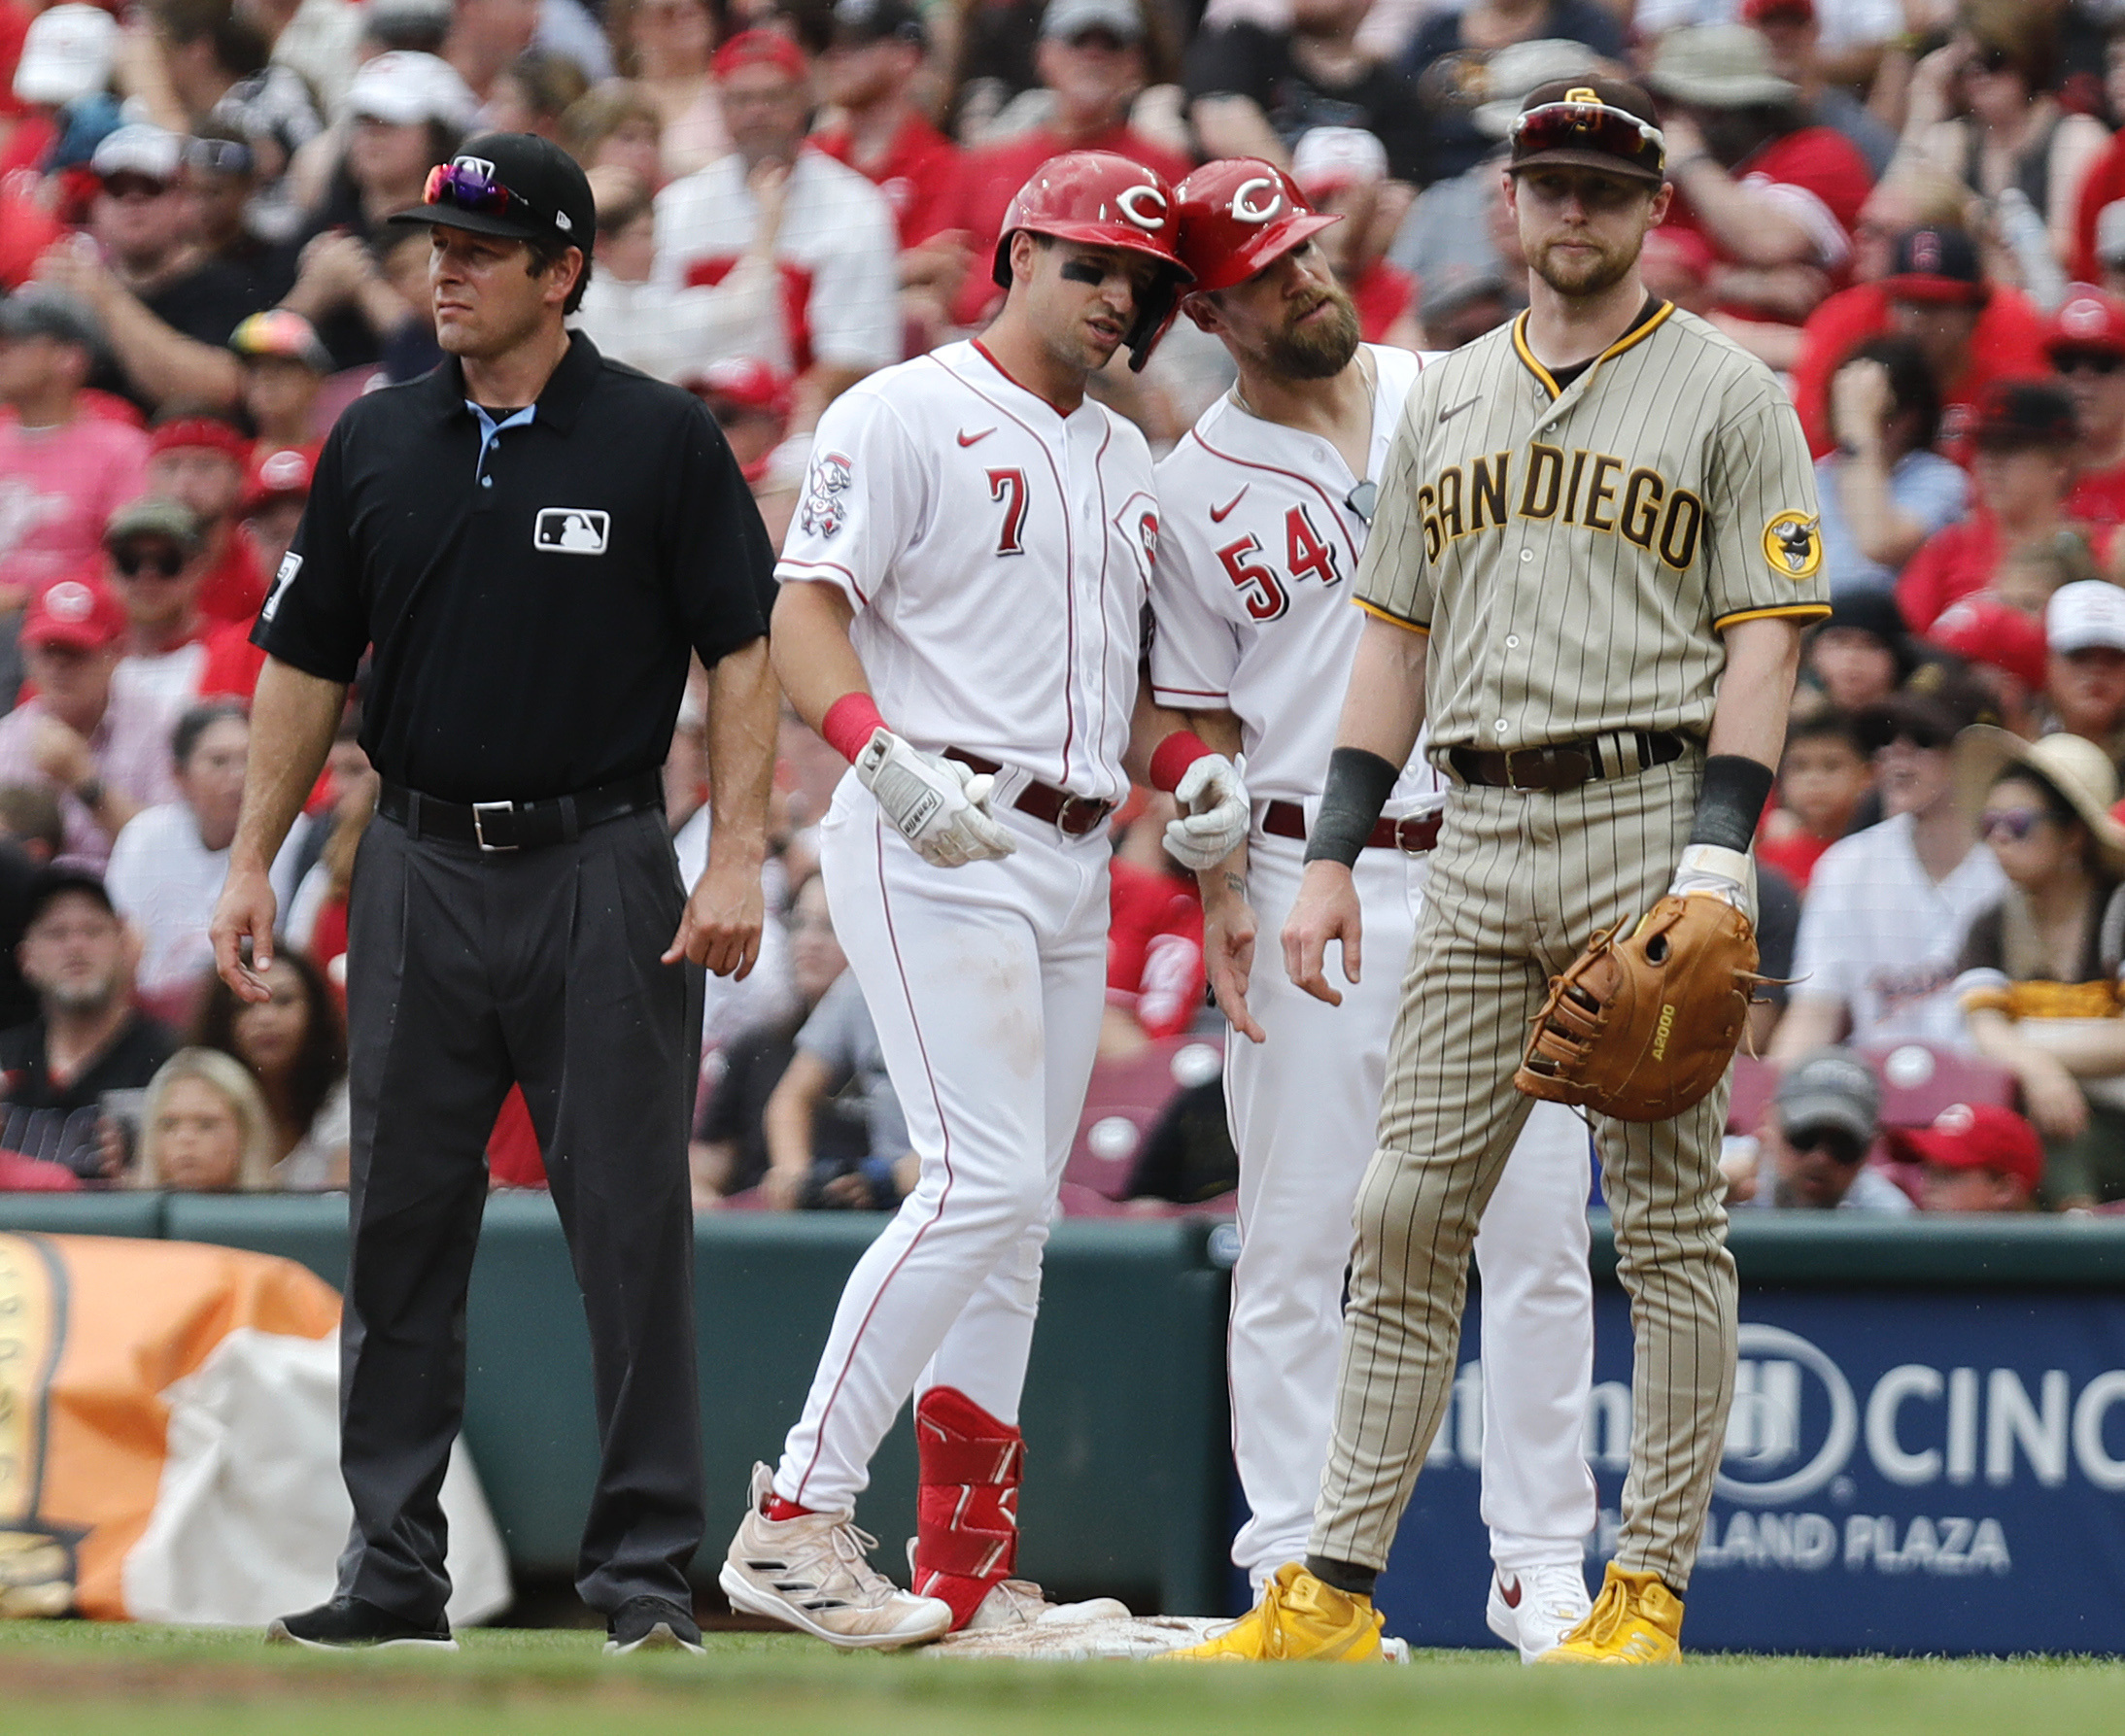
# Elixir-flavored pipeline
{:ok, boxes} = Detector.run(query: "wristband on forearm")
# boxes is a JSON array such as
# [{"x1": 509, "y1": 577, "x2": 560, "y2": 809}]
[
  {"x1": 821, "y1": 692, "x2": 886, "y2": 765},
  {"x1": 1305, "y1": 747, "x2": 1400, "y2": 868},
  {"x1": 1148, "y1": 729, "x2": 1214, "y2": 793},
  {"x1": 1689, "y1": 753, "x2": 1777, "y2": 853}
]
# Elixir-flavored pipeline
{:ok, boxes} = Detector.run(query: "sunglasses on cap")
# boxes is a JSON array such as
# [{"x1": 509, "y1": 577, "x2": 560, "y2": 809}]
[
  {"x1": 1872, "y1": 723, "x2": 1950, "y2": 753},
  {"x1": 1508, "y1": 100, "x2": 1666, "y2": 171},
  {"x1": 101, "y1": 174, "x2": 171, "y2": 201},
  {"x1": 2055, "y1": 350, "x2": 2125, "y2": 377},
  {"x1": 1785, "y1": 1124, "x2": 1868, "y2": 1165},
  {"x1": 1980, "y1": 806, "x2": 2051, "y2": 842},
  {"x1": 422, "y1": 162, "x2": 546, "y2": 229},
  {"x1": 114, "y1": 546, "x2": 185, "y2": 579},
  {"x1": 184, "y1": 137, "x2": 255, "y2": 177}
]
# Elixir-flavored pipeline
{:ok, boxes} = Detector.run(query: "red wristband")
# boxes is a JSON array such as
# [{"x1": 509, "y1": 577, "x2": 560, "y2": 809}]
[
  {"x1": 822, "y1": 692, "x2": 887, "y2": 765},
  {"x1": 1148, "y1": 730, "x2": 1214, "y2": 794}
]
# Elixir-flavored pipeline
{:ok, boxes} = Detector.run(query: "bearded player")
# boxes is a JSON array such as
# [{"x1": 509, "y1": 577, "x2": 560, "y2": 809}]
[
  {"x1": 1146, "y1": 159, "x2": 1599, "y2": 1661},
  {"x1": 718, "y1": 153, "x2": 1253, "y2": 1650},
  {"x1": 1170, "y1": 79, "x2": 1824, "y2": 1665}
]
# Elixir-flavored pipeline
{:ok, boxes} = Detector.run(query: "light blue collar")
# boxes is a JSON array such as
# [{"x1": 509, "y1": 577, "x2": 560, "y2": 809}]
[{"x1": 467, "y1": 400, "x2": 537, "y2": 478}]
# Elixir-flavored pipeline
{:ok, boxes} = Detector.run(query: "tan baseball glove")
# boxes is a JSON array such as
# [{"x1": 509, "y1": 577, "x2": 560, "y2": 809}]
[{"x1": 1513, "y1": 895, "x2": 1761, "y2": 1124}]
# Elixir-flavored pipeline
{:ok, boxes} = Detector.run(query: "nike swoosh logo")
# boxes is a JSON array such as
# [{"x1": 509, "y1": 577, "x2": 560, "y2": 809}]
[
  {"x1": 1438, "y1": 397, "x2": 1482, "y2": 425},
  {"x1": 1210, "y1": 489, "x2": 1248, "y2": 522},
  {"x1": 1499, "y1": 1574, "x2": 1523, "y2": 1609},
  {"x1": 957, "y1": 427, "x2": 996, "y2": 447}
]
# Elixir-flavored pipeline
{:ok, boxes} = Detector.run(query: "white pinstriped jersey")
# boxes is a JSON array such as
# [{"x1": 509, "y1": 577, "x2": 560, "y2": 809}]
[
  {"x1": 776, "y1": 339, "x2": 1157, "y2": 804},
  {"x1": 1148, "y1": 345, "x2": 1446, "y2": 815},
  {"x1": 1355, "y1": 303, "x2": 1831, "y2": 756}
]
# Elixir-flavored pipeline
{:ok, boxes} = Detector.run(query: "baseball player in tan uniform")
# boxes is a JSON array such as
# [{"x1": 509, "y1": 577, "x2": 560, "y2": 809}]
[{"x1": 1166, "y1": 77, "x2": 1827, "y2": 1666}]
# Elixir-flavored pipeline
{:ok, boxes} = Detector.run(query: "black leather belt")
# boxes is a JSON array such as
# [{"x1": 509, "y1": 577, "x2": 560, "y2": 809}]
[
  {"x1": 1261, "y1": 800, "x2": 1440, "y2": 854},
  {"x1": 943, "y1": 749, "x2": 1115, "y2": 837},
  {"x1": 1449, "y1": 731, "x2": 1687, "y2": 794},
  {"x1": 379, "y1": 771, "x2": 664, "y2": 852}
]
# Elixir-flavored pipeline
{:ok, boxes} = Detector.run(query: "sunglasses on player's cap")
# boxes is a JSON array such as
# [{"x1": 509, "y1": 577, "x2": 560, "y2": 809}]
[
  {"x1": 1507, "y1": 78, "x2": 1666, "y2": 187},
  {"x1": 390, "y1": 131, "x2": 596, "y2": 254}
]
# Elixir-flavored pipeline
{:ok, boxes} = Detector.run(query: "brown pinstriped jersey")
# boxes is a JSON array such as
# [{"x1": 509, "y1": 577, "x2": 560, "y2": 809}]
[{"x1": 1353, "y1": 302, "x2": 1830, "y2": 758}]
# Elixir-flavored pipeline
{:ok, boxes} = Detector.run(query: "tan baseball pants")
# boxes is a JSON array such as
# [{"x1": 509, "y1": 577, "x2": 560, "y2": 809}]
[{"x1": 1308, "y1": 757, "x2": 1739, "y2": 1590}]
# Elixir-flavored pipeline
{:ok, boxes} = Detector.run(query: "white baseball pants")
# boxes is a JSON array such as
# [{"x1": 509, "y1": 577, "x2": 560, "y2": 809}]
[
  {"x1": 1225, "y1": 833, "x2": 1596, "y2": 1588},
  {"x1": 772, "y1": 778, "x2": 1110, "y2": 1514}
]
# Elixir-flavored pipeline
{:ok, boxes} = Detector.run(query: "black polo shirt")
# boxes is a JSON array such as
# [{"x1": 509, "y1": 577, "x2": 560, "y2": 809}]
[{"x1": 254, "y1": 333, "x2": 775, "y2": 802}]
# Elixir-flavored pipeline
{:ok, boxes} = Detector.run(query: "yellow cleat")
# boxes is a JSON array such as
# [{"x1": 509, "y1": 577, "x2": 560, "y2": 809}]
[
  {"x1": 1539, "y1": 1563, "x2": 1684, "y2": 1665},
  {"x1": 1154, "y1": 1563, "x2": 1388, "y2": 1662}
]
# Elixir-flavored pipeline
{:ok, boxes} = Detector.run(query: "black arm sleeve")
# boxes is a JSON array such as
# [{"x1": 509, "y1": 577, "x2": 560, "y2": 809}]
[
  {"x1": 1305, "y1": 747, "x2": 1400, "y2": 868},
  {"x1": 1689, "y1": 754, "x2": 1778, "y2": 852}
]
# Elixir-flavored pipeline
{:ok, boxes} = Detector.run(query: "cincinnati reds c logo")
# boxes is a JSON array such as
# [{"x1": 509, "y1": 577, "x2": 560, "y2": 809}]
[
  {"x1": 1115, "y1": 184, "x2": 1168, "y2": 230},
  {"x1": 1230, "y1": 177, "x2": 1283, "y2": 223}
]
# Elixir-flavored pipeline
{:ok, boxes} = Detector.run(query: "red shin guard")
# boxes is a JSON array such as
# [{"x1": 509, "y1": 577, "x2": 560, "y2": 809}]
[{"x1": 912, "y1": 1385, "x2": 1023, "y2": 1629}]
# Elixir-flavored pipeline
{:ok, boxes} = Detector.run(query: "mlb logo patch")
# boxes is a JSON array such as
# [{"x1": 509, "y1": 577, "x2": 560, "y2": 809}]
[{"x1": 534, "y1": 509, "x2": 609, "y2": 555}]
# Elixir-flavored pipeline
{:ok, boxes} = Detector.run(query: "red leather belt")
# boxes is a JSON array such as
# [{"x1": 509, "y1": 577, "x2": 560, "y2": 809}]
[
  {"x1": 1261, "y1": 800, "x2": 1440, "y2": 854},
  {"x1": 943, "y1": 749, "x2": 1115, "y2": 837}
]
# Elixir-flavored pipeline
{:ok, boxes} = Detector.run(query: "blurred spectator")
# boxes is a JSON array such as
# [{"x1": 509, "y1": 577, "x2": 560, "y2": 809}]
[
  {"x1": 104, "y1": 497, "x2": 210, "y2": 714},
  {"x1": 682, "y1": 355, "x2": 802, "y2": 541},
  {"x1": 1899, "y1": 1101, "x2": 2044, "y2": 1212},
  {"x1": 1649, "y1": 25, "x2": 1872, "y2": 357},
  {"x1": 1104, "y1": 793, "x2": 1205, "y2": 1058},
  {"x1": 6, "y1": 5, "x2": 119, "y2": 188},
  {"x1": 146, "y1": 410, "x2": 266, "y2": 624},
  {"x1": 179, "y1": 442, "x2": 310, "y2": 707},
  {"x1": 1741, "y1": 0, "x2": 1894, "y2": 179},
  {"x1": 35, "y1": 123, "x2": 275, "y2": 414},
  {"x1": 2048, "y1": 285, "x2": 2125, "y2": 534},
  {"x1": 1799, "y1": 590, "x2": 1912, "y2": 713},
  {"x1": 444, "y1": 0, "x2": 541, "y2": 106},
  {"x1": 1401, "y1": 0, "x2": 1623, "y2": 190},
  {"x1": 0, "y1": 288, "x2": 149, "y2": 619},
  {"x1": 484, "y1": 46, "x2": 593, "y2": 140},
  {"x1": 1952, "y1": 728, "x2": 2125, "y2": 1208},
  {"x1": 1927, "y1": 594, "x2": 2050, "y2": 739},
  {"x1": 654, "y1": 30, "x2": 899, "y2": 404},
  {"x1": 255, "y1": 0, "x2": 370, "y2": 116},
  {"x1": 603, "y1": 0, "x2": 726, "y2": 180},
  {"x1": 282, "y1": 714, "x2": 374, "y2": 977},
  {"x1": 1815, "y1": 335, "x2": 1969, "y2": 600},
  {"x1": 948, "y1": 0, "x2": 1191, "y2": 330},
  {"x1": 2042, "y1": 579, "x2": 2125, "y2": 764},
  {"x1": 1289, "y1": 126, "x2": 1419, "y2": 349},
  {"x1": 1902, "y1": 6, "x2": 2108, "y2": 277},
  {"x1": 150, "y1": 0, "x2": 323, "y2": 214},
  {"x1": 1723, "y1": 1045, "x2": 1912, "y2": 1211},
  {"x1": 947, "y1": 0, "x2": 1044, "y2": 145},
  {"x1": 0, "y1": 785, "x2": 65, "y2": 867},
  {"x1": 133, "y1": 1044, "x2": 277, "y2": 1190},
  {"x1": 1794, "y1": 220, "x2": 2051, "y2": 464},
  {"x1": 557, "y1": 80, "x2": 667, "y2": 186},
  {"x1": 762, "y1": 943, "x2": 911, "y2": 1210},
  {"x1": 192, "y1": 949, "x2": 348, "y2": 1188},
  {"x1": 1773, "y1": 689, "x2": 2006, "y2": 1058},
  {"x1": 0, "y1": 866, "x2": 178, "y2": 1178},
  {"x1": 2096, "y1": 197, "x2": 2125, "y2": 299},
  {"x1": 692, "y1": 870, "x2": 854, "y2": 1206},
  {"x1": 1759, "y1": 708, "x2": 1871, "y2": 892},
  {"x1": 104, "y1": 700, "x2": 301, "y2": 1019},
  {"x1": 578, "y1": 158, "x2": 790, "y2": 383},
  {"x1": 1899, "y1": 378, "x2": 2081, "y2": 633},
  {"x1": 1184, "y1": 0, "x2": 1423, "y2": 183},
  {"x1": 226, "y1": 308, "x2": 329, "y2": 454},
  {"x1": 180, "y1": 129, "x2": 294, "y2": 291},
  {"x1": 0, "y1": 578, "x2": 179, "y2": 868}
]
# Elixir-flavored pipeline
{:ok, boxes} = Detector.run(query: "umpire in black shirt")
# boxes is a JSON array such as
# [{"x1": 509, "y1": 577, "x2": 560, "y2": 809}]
[{"x1": 210, "y1": 133, "x2": 779, "y2": 1655}]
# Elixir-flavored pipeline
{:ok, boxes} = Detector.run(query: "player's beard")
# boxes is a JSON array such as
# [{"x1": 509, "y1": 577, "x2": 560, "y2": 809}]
[
  {"x1": 1259, "y1": 284, "x2": 1361, "y2": 380},
  {"x1": 1528, "y1": 228, "x2": 1640, "y2": 299}
]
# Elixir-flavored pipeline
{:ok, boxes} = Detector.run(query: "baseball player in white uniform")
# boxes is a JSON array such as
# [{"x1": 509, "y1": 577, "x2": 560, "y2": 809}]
[
  {"x1": 1146, "y1": 160, "x2": 1597, "y2": 1661},
  {"x1": 719, "y1": 153, "x2": 1253, "y2": 1650}
]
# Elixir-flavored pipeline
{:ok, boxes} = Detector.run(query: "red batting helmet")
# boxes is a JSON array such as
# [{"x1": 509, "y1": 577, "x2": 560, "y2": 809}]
[
  {"x1": 990, "y1": 150, "x2": 1191, "y2": 370},
  {"x1": 1172, "y1": 158, "x2": 1341, "y2": 295}
]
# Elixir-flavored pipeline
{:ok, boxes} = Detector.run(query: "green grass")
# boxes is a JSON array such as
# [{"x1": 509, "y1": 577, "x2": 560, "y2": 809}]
[{"x1": 3, "y1": 1622, "x2": 2122, "y2": 1736}]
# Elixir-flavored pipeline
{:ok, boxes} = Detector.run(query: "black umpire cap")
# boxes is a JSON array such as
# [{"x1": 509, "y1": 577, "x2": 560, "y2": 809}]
[
  {"x1": 1508, "y1": 78, "x2": 1668, "y2": 187},
  {"x1": 390, "y1": 131, "x2": 596, "y2": 254}
]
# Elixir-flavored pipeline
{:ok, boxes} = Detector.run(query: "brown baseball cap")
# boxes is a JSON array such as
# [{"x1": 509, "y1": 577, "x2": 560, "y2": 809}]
[{"x1": 1508, "y1": 78, "x2": 1667, "y2": 187}]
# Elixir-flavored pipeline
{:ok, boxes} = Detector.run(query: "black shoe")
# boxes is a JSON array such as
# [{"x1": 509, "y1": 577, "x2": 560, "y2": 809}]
[
  {"x1": 604, "y1": 1594, "x2": 705, "y2": 1655},
  {"x1": 266, "y1": 1596, "x2": 458, "y2": 1651}
]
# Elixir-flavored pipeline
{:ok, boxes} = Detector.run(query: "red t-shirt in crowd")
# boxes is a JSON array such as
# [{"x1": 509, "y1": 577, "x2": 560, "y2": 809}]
[
  {"x1": 195, "y1": 533, "x2": 266, "y2": 625},
  {"x1": 2069, "y1": 460, "x2": 2125, "y2": 532},
  {"x1": 1350, "y1": 258, "x2": 1414, "y2": 343},
  {"x1": 2074, "y1": 131, "x2": 2125, "y2": 283},
  {"x1": 1107, "y1": 858, "x2": 1205, "y2": 1043},
  {"x1": 1791, "y1": 282, "x2": 2052, "y2": 463},
  {"x1": 1664, "y1": 127, "x2": 1872, "y2": 318},
  {"x1": 948, "y1": 123, "x2": 1195, "y2": 326},
  {"x1": 194, "y1": 616, "x2": 267, "y2": 700},
  {"x1": 0, "y1": 185, "x2": 59, "y2": 291},
  {"x1": 1757, "y1": 828, "x2": 1836, "y2": 895},
  {"x1": 810, "y1": 113, "x2": 964, "y2": 250},
  {"x1": 1898, "y1": 516, "x2": 2002, "y2": 631}
]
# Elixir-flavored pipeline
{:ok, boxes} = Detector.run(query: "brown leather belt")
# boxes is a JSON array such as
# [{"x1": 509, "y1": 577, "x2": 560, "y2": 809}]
[
  {"x1": 1448, "y1": 731, "x2": 1687, "y2": 794},
  {"x1": 1261, "y1": 800, "x2": 1440, "y2": 854},
  {"x1": 943, "y1": 749, "x2": 1115, "y2": 837}
]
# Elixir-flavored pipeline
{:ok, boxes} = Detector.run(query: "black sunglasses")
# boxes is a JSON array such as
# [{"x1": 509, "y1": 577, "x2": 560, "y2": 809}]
[
  {"x1": 2056, "y1": 351, "x2": 2124, "y2": 377},
  {"x1": 1786, "y1": 1124, "x2": 1868, "y2": 1165},
  {"x1": 114, "y1": 547, "x2": 186, "y2": 579}
]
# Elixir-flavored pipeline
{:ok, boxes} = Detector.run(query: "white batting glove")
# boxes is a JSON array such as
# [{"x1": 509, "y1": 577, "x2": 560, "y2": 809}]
[
  {"x1": 1164, "y1": 752, "x2": 1250, "y2": 872},
  {"x1": 1668, "y1": 843, "x2": 1750, "y2": 909},
  {"x1": 855, "y1": 730, "x2": 1016, "y2": 868}
]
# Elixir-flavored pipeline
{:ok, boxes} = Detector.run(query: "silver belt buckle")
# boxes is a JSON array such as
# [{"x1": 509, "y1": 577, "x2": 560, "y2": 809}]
[{"x1": 472, "y1": 800, "x2": 519, "y2": 853}]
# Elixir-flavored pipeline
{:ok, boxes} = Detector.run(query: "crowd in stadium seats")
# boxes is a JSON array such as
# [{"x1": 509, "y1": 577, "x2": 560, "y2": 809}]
[{"x1": 11, "y1": 0, "x2": 2125, "y2": 1216}]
